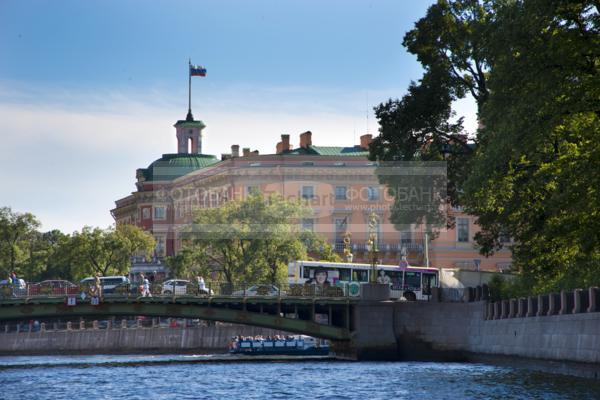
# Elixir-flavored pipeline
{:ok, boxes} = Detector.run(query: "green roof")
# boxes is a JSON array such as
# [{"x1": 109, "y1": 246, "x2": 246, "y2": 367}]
[
  {"x1": 173, "y1": 120, "x2": 206, "y2": 129},
  {"x1": 140, "y1": 153, "x2": 218, "y2": 181},
  {"x1": 283, "y1": 145, "x2": 369, "y2": 157}
]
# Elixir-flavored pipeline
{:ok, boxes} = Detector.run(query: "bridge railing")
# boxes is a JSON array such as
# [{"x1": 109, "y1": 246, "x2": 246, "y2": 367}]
[{"x1": 0, "y1": 281, "x2": 355, "y2": 300}]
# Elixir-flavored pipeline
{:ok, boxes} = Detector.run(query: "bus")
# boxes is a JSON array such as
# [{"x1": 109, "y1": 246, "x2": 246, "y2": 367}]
[{"x1": 288, "y1": 260, "x2": 439, "y2": 300}]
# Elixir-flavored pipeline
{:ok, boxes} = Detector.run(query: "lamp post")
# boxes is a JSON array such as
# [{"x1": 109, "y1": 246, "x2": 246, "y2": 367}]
[{"x1": 367, "y1": 212, "x2": 379, "y2": 283}]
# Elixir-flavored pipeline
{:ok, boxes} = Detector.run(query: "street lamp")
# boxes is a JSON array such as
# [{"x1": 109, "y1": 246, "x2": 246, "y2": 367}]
[{"x1": 367, "y1": 212, "x2": 379, "y2": 283}]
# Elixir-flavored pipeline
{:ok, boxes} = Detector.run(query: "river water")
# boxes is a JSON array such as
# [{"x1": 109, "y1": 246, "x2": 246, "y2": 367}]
[{"x1": 1, "y1": 354, "x2": 599, "y2": 399}]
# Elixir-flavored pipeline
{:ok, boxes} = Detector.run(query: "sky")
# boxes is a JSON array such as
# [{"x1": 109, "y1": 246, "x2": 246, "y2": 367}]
[{"x1": 0, "y1": 0, "x2": 477, "y2": 233}]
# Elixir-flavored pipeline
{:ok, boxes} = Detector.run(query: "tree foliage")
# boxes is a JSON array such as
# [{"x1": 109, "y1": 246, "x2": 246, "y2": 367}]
[
  {"x1": 375, "y1": 0, "x2": 600, "y2": 293},
  {"x1": 181, "y1": 194, "x2": 332, "y2": 284},
  {"x1": 0, "y1": 207, "x2": 41, "y2": 278},
  {"x1": 369, "y1": 0, "x2": 492, "y2": 230},
  {"x1": 0, "y1": 207, "x2": 156, "y2": 282},
  {"x1": 463, "y1": 0, "x2": 600, "y2": 292},
  {"x1": 68, "y1": 225, "x2": 156, "y2": 278}
]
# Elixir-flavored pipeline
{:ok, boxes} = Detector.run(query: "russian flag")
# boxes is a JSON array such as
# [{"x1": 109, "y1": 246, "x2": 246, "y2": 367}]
[{"x1": 190, "y1": 65, "x2": 207, "y2": 77}]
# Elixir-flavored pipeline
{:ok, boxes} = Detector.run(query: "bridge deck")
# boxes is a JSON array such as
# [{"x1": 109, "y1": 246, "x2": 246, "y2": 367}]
[{"x1": 0, "y1": 295, "x2": 358, "y2": 340}]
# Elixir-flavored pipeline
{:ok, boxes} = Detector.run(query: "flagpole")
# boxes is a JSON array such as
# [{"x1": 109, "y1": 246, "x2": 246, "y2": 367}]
[{"x1": 187, "y1": 59, "x2": 192, "y2": 121}]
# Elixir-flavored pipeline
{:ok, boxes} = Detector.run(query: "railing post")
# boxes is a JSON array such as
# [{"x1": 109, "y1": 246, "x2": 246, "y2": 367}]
[
  {"x1": 573, "y1": 289, "x2": 583, "y2": 314},
  {"x1": 588, "y1": 287, "x2": 598, "y2": 313},
  {"x1": 526, "y1": 296, "x2": 537, "y2": 317},
  {"x1": 508, "y1": 299, "x2": 517, "y2": 318}
]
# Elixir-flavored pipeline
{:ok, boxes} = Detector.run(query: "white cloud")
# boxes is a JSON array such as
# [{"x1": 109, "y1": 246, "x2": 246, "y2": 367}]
[
  {"x1": 0, "y1": 81, "x2": 478, "y2": 232},
  {"x1": 0, "y1": 83, "x2": 388, "y2": 232}
]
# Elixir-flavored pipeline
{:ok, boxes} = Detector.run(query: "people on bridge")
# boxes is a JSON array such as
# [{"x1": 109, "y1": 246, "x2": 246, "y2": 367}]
[
  {"x1": 94, "y1": 274, "x2": 102, "y2": 298},
  {"x1": 197, "y1": 276, "x2": 206, "y2": 294},
  {"x1": 140, "y1": 273, "x2": 151, "y2": 297},
  {"x1": 11, "y1": 272, "x2": 18, "y2": 286}
]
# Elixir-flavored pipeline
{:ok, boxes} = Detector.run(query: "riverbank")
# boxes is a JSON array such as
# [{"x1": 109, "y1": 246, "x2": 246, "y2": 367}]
[{"x1": 0, "y1": 323, "x2": 288, "y2": 355}]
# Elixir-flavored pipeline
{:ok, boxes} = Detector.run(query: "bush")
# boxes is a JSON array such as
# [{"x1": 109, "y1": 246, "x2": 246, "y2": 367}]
[{"x1": 487, "y1": 274, "x2": 533, "y2": 301}]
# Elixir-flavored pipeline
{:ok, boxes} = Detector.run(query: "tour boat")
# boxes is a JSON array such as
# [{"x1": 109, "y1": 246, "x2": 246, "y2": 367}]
[{"x1": 229, "y1": 335, "x2": 329, "y2": 356}]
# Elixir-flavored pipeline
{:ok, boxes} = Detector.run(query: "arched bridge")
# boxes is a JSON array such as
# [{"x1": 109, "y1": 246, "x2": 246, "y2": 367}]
[{"x1": 0, "y1": 295, "x2": 358, "y2": 340}]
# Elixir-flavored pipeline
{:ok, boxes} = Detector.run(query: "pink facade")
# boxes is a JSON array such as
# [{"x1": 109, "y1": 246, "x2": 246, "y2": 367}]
[{"x1": 112, "y1": 118, "x2": 513, "y2": 272}]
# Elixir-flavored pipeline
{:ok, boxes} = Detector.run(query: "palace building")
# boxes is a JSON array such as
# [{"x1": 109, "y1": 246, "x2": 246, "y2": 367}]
[{"x1": 111, "y1": 111, "x2": 513, "y2": 278}]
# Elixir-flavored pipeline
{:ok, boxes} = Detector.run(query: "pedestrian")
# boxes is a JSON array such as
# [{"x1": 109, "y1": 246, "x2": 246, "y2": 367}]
[
  {"x1": 11, "y1": 272, "x2": 18, "y2": 286},
  {"x1": 142, "y1": 274, "x2": 151, "y2": 297},
  {"x1": 94, "y1": 274, "x2": 102, "y2": 298},
  {"x1": 197, "y1": 275, "x2": 206, "y2": 294}
]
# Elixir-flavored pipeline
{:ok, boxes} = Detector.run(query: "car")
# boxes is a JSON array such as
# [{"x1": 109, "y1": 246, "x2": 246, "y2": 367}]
[
  {"x1": 30, "y1": 280, "x2": 79, "y2": 296},
  {"x1": 161, "y1": 279, "x2": 214, "y2": 295},
  {"x1": 232, "y1": 284, "x2": 281, "y2": 297},
  {"x1": 80, "y1": 276, "x2": 130, "y2": 294}
]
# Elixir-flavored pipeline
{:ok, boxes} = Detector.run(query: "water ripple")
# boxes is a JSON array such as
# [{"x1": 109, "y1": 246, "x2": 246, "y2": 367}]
[{"x1": 0, "y1": 355, "x2": 599, "y2": 399}]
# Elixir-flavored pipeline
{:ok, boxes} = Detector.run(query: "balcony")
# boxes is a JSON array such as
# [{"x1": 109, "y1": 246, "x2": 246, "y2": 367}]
[{"x1": 333, "y1": 241, "x2": 424, "y2": 254}]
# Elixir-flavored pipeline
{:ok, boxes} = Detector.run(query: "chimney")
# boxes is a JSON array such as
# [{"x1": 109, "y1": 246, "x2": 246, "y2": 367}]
[
  {"x1": 231, "y1": 144, "x2": 240, "y2": 158},
  {"x1": 299, "y1": 131, "x2": 312, "y2": 148},
  {"x1": 277, "y1": 134, "x2": 291, "y2": 154},
  {"x1": 281, "y1": 134, "x2": 290, "y2": 151},
  {"x1": 242, "y1": 147, "x2": 250, "y2": 157},
  {"x1": 251, "y1": 150, "x2": 259, "y2": 156},
  {"x1": 360, "y1": 134, "x2": 373, "y2": 150}
]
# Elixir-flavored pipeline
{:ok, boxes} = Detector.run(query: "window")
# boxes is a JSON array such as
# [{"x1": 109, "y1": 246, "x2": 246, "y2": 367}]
[
  {"x1": 338, "y1": 268, "x2": 351, "y2": 281},
  {"x1": 142, "y1": 208, "x2": 151, "y2": 220},
  {"x1": 154, "y1": 206, "x2": 166, "y2": 220},
  {"x1": 335, "y1": 186, "x2": 347, "y2": 200},
  {"x1": 404, "y1": 272, "x2": 421, "y2": 290},
  {"x1": 457, "y1": 218, "x2": 469, "y2": 242},
  {"x1": 301, "y1": 218, "x2": 314, "y2": 232},
  {"x1": 302, "y1": 186, "x2": 314, "y2": 199},
  {"x1": 499, "y1": 231, "x2": 511, "y2": 243},
  {"x1": 352, "y1": 269, "x2": 369, "y2": 282},
  {"x1": 154, "y1": 235, "x2": 166, "y2": 257},
  {"x1": 335, "y1": 218, "x2": 347, "y2": 233},
  {"x1": 367, "y1": 187, "x2": 380, "y2": 201},
  {"x1": 247, "y1": 186, "x2": 260, "y2": 196}
]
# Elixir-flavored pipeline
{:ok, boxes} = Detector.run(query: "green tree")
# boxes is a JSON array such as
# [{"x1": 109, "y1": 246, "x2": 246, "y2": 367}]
[
  {"x1": 164, "y1": 245, "x2": 208, "y2": 279},
  {"x1": 184, "y1": 194, "x2": 325, "y2": 285},
  {"x1": 301, "y1": 232, "x2": 341, "y2": 263},
  {"x1": 463, "y1": 0, "x2": 600, "y2": 292},
  {"x1": 22, "y1": 230, "x2": 69, "y2": 281},
  {"x1": 69, "y1": 225, "x2": 155, "y2": 278},
  {"x1": 0, "y1": 207, "x2": 41, "y2": 278},
  {"x1": 369, "y1": 0, "x2": 493, "y2": 230}
]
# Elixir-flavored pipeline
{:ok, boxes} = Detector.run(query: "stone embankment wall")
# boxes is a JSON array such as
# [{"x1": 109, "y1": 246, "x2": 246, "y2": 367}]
[
  {"x1": 393, "y1": 287, "x2": 600, "y2": 375},
  {"x1": 0, "y1": 324, "x2": 287, "y2": 354}
]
